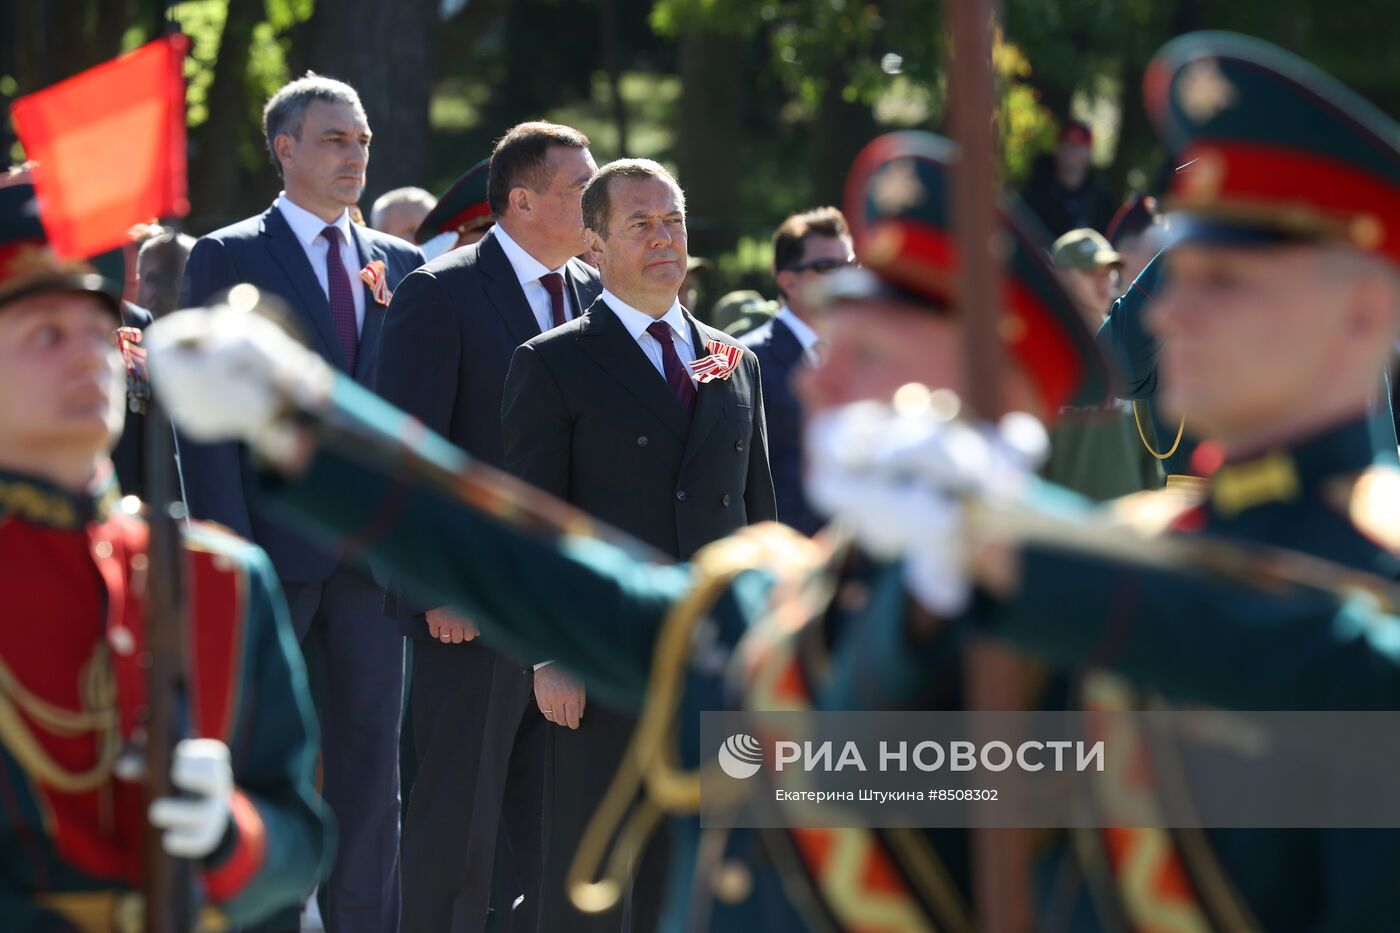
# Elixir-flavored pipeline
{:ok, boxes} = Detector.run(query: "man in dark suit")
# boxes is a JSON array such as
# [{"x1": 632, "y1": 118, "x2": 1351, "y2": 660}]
[
  {"x1": 179, "y1": 73, "x2": 423, "y2": 933},
  {"x1": 371, "y1": 123, "x2": 600, "y2": 933},
  {"x1": 740, "y1": 206, "x2": 853, "y2": 536},
  {"x1": 502, "y1": 158, "x2": 776, "y2": 932}
]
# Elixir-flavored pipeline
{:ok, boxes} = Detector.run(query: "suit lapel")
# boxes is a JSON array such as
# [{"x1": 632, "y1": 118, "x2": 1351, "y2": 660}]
[
  {"x1": 770, "y1": 316, "x2": 807, "y2": 369},
  {"x1": 680, "y1": 314, "x2": 731, "y2": 467},
  {"x1": 258, "y1": 205, "x2": 347, "y2": 369},
  {"x1": 351, "y1": 225, "x2": 386, "y2": 380},
  {"x1": 479, "y1": 231, "x2": 543, "y2": 346},
  {"x1": 578, "y1": 300, "x2": 691, "y2": 442},
  {"x1": 564, "y1": 263, "x2": 586, "y2": 322}
]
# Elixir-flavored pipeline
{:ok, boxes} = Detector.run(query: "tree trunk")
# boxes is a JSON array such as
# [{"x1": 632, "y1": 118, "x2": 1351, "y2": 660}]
[
  {"x1": 303, "y1": 0, "x2": 440, "y2": 210},
  {"x1": 186, "y1": 0, "x2": 260, "y2": 232},
  {"x1": 599, "y1": 0, "x2": 630, "y2": 157},
  {"x1": 674, "y1": 29, "x2": 747, "y2": 256},
  {"x1": 808, "y1": 61, "x2": 878, "y2": 209}
]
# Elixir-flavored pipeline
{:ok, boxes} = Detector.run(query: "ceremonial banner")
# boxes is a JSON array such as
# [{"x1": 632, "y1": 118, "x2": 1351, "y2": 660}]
[{"x1": 10, "y1": 34, "x2": 190, "y2": 259}]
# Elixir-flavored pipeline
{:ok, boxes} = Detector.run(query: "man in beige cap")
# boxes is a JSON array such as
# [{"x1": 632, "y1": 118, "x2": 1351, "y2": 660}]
[{"x1": 1052, "y1": 227, "x2": 1123, "y2": 325}]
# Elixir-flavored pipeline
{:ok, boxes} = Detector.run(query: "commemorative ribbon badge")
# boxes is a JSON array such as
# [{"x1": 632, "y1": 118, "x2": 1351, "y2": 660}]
[
  {"x1": 360, "y1": 260, "x2": 392, "y2": 305},
  {"x1": 688, "y1": 339, "x2": 743, "y2": 383}
]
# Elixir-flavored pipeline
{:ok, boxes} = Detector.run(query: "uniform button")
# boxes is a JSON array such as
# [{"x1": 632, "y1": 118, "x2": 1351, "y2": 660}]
[
  {"x1": 721, "y1": 494, "x2": 732, "y2": 507},
  {"x1": 637, "y1": 435, "x2": 649, "y2": 447},
  {"x1": 93, "y1": 540, "x2": 113, "y2": 560},
  {"x1": 735, "y1": 439, "x2": 745, "y2": 451},
  {"x1": 676, "y1": 490, "x2": 688, "y2": 502},
  {"x1": 108, "y1": 626, "x2": 136, "y2": 656}
]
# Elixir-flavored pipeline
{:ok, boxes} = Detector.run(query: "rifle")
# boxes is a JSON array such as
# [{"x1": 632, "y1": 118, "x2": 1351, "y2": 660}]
[
  {"x1": 942, "y1": 1, "x2": 1034, "y2": 929},
  {"x1": 142, "y1": 399, "x2": 197, "y2": 933}
]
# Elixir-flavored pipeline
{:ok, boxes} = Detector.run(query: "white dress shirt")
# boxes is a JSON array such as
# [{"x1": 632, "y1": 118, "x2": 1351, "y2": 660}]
[
  {"x1": 493, "y1": 224, "x2": 575, "y2": 333},
  {"x1": 276, "y1": 194, "x2": 366, "y2": 333},
  {"x1": 775, "y1": 305, "x2": 822, "y2": 365},
  {"x1": 603, "y1": 289, "x2": 699, "y2": 381}
]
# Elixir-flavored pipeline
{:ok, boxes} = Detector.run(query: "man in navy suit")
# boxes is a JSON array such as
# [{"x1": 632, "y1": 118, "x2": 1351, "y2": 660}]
[
  {"x1": 372, "y1": 123, "x2": 601, "y2": 933},
  {"x1": 740, "y1": 206, "x2": 853, "y2": 535},
  {"x1": 179, "y1": 73, "x2": 423, "y2": 933}
]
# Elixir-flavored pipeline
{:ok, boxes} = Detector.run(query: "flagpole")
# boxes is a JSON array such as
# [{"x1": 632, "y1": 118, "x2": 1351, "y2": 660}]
[{"x1": 943, "y1": 1, "x2": 1033, "y2": 930}]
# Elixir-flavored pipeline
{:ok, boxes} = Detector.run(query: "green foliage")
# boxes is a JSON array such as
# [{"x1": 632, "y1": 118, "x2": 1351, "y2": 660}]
[
  {"x1": 649, "y1": 0, "x2": 763, "y2": 38},
  {"x1": 170, "y1": 0, "x2": 228, "y2": 128},
  {"x1": 995, "y1": 36, "x2": 1057, "y2": 182}
]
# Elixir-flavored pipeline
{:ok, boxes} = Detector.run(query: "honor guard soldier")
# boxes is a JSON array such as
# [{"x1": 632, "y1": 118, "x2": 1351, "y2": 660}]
[
  {"x1": 413, "y1": 157, "x2": 494, "y2": 260},
  {"x1": 144, "y1": 130, "x2": 1110, "y2": 931},
  {"x1": 815, "y1": 32, "x2": 1400, "y2": 932},
  {"x1": 0, "y1": 184, "x2": 330, "y2": 929}
]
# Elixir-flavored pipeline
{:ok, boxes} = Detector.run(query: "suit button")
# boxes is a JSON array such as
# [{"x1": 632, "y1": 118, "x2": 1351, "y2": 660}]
[
  {"x1": 722, "y1": 494, "x2": 732, "y2": 507},
  {"x1": 676, "y1": 490, "x2": 688, "y2": 502},
  {"x1": 735, "y1": 439, "x2": 745, "y2": 451},
  {"x1": 637, "y1": 435, "x2": 649, "y2": 447}
]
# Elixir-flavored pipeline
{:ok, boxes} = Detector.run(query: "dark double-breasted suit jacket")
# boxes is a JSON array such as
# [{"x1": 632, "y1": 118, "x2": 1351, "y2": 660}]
[
  {"x1": 501, "y1": 296, "x2": 776, "y2": 933},
  {"x1": 503, "y1": 298, "x2": 777, "y2": 559}
]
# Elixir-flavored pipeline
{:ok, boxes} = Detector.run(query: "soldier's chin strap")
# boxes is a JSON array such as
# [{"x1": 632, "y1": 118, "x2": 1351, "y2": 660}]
[{"x1": 567, "y1": 524, "x2": 832, "y2": 916}]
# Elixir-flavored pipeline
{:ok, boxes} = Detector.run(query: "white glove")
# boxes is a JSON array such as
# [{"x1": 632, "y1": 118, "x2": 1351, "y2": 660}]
[
  {"x1": 805, "y1": 397, "x2": 1047, "y2": 615},
  {"x1": 144, "y1": 304, "x2": 333, "y2": 460},
  {"x1": 147, "y1": 738, "x2": 234, "y2": 859}
]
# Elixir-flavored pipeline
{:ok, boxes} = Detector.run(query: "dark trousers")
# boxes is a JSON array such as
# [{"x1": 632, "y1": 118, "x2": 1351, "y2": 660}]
[
  {"x1": 402, "y1": 638, "x2": 548, "y2": 933},
  {"x1": 540, "y1": 703, "x2": 670, "y2": 933},
  {"x1": 284, "y1": 566, "x2": 404, "y2": 933}
]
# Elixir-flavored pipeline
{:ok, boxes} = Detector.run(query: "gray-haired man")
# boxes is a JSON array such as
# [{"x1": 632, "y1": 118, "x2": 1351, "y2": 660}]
[
  {"x1": 370, "y1": 186, "x2": 438, "y2": 243},
  {"x1": 178, "y1": 72, "x2": 424, "y2": 933}
]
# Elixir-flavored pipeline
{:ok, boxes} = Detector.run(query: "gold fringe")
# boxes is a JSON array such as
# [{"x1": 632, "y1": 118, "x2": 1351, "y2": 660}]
[
  {"x1": 567, "y1": 523, "x2": 823, "y2": 913},
  {"x1": 0, "y1": 645, "x2": 119, "y2": 793}
]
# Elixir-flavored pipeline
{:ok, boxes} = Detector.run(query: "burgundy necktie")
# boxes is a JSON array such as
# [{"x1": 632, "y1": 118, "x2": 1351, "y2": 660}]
[
  {"x1": 540, "y1": 272, "x2": 568, "y2": 329},
  {"x1": 321, "y1": 226, "x2": 360, "y2": 371},
  {"x1": 646, "y1": 321, "x2": 697, "y2": 416}
]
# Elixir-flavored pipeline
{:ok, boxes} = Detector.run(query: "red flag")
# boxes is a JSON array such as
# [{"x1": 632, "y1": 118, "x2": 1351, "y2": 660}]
[{"x1": 10, "y1": 34, "x2": 190, "y2": 260}]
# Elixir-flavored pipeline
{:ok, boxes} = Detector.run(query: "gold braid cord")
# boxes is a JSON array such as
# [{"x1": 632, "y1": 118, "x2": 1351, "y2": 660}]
[
  {"x1": 567, "y1": 523, "x2": 825, "y2": 914},
  {"x1": 1132, "y1": 400, "x2": 1187, "y2": 461},
  {"x1": 0, "y1": 645, "x2": 119, "y2": 793}
]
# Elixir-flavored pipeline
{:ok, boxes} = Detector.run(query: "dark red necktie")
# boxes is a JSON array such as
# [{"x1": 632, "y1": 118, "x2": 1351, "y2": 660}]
[
  {"x1": 646, "y1": 321, "x2": 697, "y2": 415},
  {"x1": 540, "y1": 272, "x2": 568, "y2": 328},
  {"x1": 321, "y1": 226, "x2": 360, "y2": 371}
]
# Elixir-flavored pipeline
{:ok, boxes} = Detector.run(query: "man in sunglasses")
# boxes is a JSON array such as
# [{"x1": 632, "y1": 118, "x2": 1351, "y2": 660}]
[{"x1": 741, "y1": 207, "x2": 855, "y2": 535}]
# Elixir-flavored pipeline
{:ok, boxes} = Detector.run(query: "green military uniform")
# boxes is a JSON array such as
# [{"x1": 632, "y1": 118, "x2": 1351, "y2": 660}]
[
  {"x1": 0, "y1": 184, "x2": 330, "y2": 931},
  {"x1": 1041, "y1": 404, "x2": 1163, "y2": 502},
  {"x1": 970, "y1": 31, "x2": 1400, "y2": 930},
  {"x1": 1095, "y1": 252, "x2": 1203, "y2": 482},
  {"x1": 1097, "y1": 252, "x2": 1400, "y2": 483}
]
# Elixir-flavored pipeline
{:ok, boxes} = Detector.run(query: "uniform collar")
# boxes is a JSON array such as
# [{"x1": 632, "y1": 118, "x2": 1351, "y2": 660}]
[
  {"x1": 1208, "y1": 416, "x2": 1378, "y2": 517},
  {"x1": 275, "y1": 193, "x2": 353, "y2": 251},
  {"x1": 0, "y1": 464, "x2": 121, "y2": 530}
]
